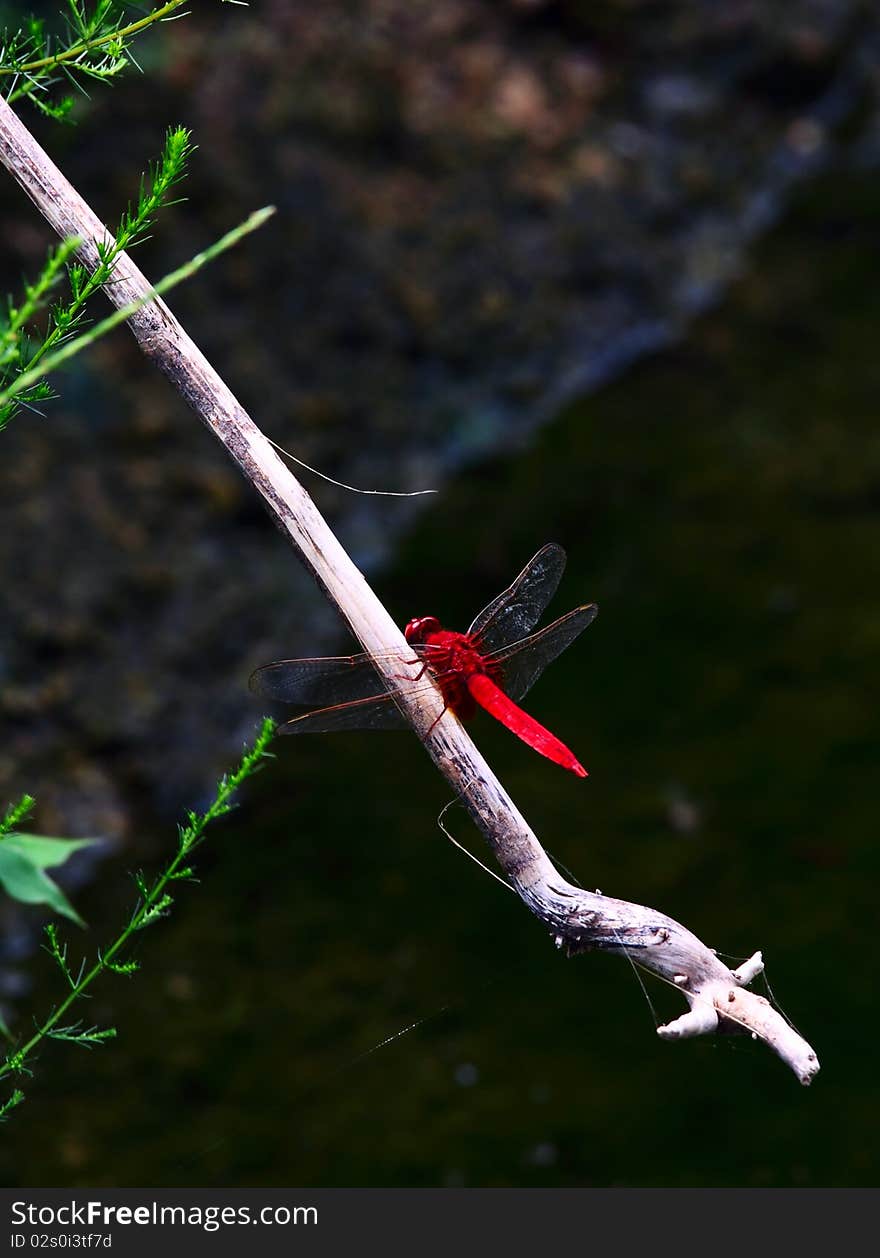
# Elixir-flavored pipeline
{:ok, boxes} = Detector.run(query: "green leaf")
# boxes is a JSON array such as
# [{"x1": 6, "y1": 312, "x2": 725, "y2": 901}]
[
  {"x1": 0, "y1": 833, "x2": 97, "y2": 869},
  {"x1": 0, "y1": 847, "x2": 86, "y2": 926}
]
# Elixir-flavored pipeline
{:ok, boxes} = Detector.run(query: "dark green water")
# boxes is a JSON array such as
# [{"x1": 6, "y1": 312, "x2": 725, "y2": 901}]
[{"x1": 3, "y1": 171, "x2": 878, "y2": 1187}]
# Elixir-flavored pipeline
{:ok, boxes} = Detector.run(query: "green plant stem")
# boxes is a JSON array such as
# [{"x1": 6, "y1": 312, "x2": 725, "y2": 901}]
[
  {"x1": 0, "y1": 717, "x2": 274, "y2": 1086},
  {"x1": 0, "y1": 1, "x2": 189, "y2": 79},
  {"x1": 1, "y1": 126, "x2": 194, "y2": 428},
  {"x1": 0, "y1": 206, "x2": 275, "y2": 410},
  {"x1": 0, "y1": 241, "x2": 77, "y2": 364},
  {"x1": 0, "y1": 795, "x2": 36, "y2": 837}
]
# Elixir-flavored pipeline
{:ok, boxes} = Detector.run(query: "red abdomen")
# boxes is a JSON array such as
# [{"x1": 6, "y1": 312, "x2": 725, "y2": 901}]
[{"x1": 405, "y1": 618, "x2": 586, "y2": 777}]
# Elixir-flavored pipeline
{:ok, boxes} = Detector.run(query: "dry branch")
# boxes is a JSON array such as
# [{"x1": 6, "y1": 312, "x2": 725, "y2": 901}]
[{"x1": 0, "y1": 96, "x2": 819, "y2": 1084}]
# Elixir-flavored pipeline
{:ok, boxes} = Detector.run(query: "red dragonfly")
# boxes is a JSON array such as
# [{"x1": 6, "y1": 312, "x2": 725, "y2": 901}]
[{"x1": 250, "y1": 544, "x2": 597, "y2": 776}]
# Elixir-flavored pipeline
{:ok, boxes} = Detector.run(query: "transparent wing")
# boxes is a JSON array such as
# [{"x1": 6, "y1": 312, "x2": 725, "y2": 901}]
[
  {"x1": 467, "y1": 543, "x2": 567, "y2": 654},
  {"x1": 491, "y1": 604, "x2": 598, "y2": 702},
  {"x1": 249, "y1": 650, "x2": 426, "y2": 707},
  {"x1": 278, "y1": 693, "x2": 409, "y2": 735}
]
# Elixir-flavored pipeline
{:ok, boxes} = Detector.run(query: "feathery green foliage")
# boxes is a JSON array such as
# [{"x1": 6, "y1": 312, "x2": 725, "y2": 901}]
[
  {"x1": 0, "y1": 0, "x2": 280, "y2": 1133},
  {"x1": 0, "y1": 718, "x2": 275, "y2": 1120},
  {"x1": 0, "y1": 124, "x2": 275, "y2": 431},
  {"x1": 0, "y1": 1089, "x2": 24, "y2": 1121},
  {"x1": 0, "y1": 1, "x2": 209, "y2": 119},
  {"x1": 0, "y1": 792, "x2": 37, "y2": 837},
  {"x1": 0, "y1": 201, "x2": 274, "y2": 421},
  {"x1": 0, "y1": 124, "x2": 192, "y2": 430}
]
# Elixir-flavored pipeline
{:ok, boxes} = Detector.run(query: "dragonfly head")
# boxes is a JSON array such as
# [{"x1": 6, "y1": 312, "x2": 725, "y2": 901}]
[{"x1": 404, "y1": 615, "x2": 441, "y2": 645}]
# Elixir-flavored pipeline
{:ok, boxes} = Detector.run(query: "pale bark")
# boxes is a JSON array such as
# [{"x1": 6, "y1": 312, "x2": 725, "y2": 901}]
[{"x1": 0, "y1": 96, "x2": 819, "y2": 1084}]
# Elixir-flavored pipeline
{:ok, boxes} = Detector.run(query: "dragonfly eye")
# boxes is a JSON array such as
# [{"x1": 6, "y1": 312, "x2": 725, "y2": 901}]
[{"x1": 404, "y1": 616, "x2": 440, "y2": 644}]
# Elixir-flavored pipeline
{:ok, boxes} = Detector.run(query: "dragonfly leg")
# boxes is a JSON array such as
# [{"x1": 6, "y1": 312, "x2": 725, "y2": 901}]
[
  {"x1": 389, "y1": 657, "x2": 428, "y2": 682},
  {"x1": 426, "y1": 704, "x2": 450, "y2": 736}
]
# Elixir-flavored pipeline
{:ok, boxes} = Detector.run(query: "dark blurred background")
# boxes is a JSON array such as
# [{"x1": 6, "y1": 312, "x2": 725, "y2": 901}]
[{"x1": 0, "y1": 0, "x2": 878, "y2": 1186}]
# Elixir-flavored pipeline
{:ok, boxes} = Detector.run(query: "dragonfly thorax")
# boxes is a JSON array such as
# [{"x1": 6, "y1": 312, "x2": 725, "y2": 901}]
[
  {"x1": 405, "y1": 618, "x2": 496, "y2": 681},
  {"x1": 408, "y1": 625, "x2": 497, "y2": 719}
]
